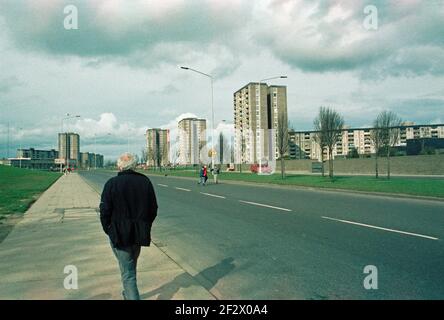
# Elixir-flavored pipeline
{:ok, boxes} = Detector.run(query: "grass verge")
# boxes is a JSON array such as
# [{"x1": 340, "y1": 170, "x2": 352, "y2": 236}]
[
  {"x1": 143, "y1": 169, "x2": 444, "y2": 198},
  {"x1": 0, "y1": 166, "x2": 61, "y2": 219}
]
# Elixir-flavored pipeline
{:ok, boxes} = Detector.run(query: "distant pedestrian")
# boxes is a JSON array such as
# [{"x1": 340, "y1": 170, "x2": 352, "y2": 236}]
[
  {"x1": 198, "y1": 166, "x2": 205, "y2": 185},
  {"x1": 213, "y1": 166, "x2": 220, "y2": 184},
  {"x1": 100, "y1": 152, "x2": 158, "y2": 300},
  {"x1": 203, "y1": 165, "x2": 208, "y2": 185}
]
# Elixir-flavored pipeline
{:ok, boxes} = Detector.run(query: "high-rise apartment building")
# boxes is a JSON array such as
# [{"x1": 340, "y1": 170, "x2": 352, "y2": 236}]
[
  {"x1": 178, "y1": 118, "x2": 207, "y2": 165},
  {"x1": 146, "y1": 128, "x2": 170, "y2": 167},
  {"x1": 58, "y1": 133, "x2": 80, "y2": 167},
  {"x1": 233, "y1": 82, "x2": 287, "y2": 164}
]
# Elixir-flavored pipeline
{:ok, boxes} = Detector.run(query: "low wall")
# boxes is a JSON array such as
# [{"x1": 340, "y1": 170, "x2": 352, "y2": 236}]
[{"x1": 277, "y1": 154, "x2": 444, "y2": 175}]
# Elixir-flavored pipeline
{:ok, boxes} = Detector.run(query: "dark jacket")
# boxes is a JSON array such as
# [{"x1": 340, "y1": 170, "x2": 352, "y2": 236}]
[{"x1": 100, "y1": 170, "x2": 158, "y2": 248}]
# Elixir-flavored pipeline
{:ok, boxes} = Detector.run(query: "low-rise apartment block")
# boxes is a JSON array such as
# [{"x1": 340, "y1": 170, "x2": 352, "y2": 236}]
[{"x1": 289, "y1": 123, "x2": 444, "y2": 160}]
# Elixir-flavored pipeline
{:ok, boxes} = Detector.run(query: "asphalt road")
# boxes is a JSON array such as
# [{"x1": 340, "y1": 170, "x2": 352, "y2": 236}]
[{"x1": 79, "y1": 170, "x2": 444, "y2": 300}]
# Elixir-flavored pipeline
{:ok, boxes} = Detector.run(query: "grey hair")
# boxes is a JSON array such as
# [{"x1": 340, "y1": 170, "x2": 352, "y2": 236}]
[{"x1": 117, "y1": 152, "x2": 137, "y2": 171}]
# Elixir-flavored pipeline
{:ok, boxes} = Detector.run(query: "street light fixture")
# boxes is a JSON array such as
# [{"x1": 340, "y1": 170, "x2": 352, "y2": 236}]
[
  {"x1": 257, "y1": 76, "x2": 287, "y2": 175},
  {"x1": 180, "y1": 66, "x2": 215, "y2": 170},
  {"x1": 61, "y1": 113, "x2": 81, "y2": 133}
]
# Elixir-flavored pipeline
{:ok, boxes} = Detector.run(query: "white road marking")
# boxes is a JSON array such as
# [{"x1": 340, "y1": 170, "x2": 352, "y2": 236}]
[
  {"x1": 239, "y1": 200, "x2": 292, "y2": 212},
  {"x1": 200, "y1": 192, "x2": 226, "y2": 199},
  {"x1": 175, "y1": 187, "x2": 191, "y2": 192},
  {"x1": 322, "y1": 216, "x2": 439, "y2": 241},
  {"x1": 157, "y1": 184, "x2": 168, "y2": 187}
]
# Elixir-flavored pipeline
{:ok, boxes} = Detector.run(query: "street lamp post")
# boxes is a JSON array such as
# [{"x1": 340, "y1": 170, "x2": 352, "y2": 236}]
[
  {"x1": 7, "y1": 121, "x2": 10, "y2": 159},
  {"x1": 180, "y1": 66, "x2": 215, "y2": 170},
  {"x1": 94, "y1": 133, "x2": 97, "y2": 170},
  {"x1": 18, "y1": 127, "x2": 23, "y2": 168},
  {"x1": 257, "y1": 76, "x2": 287, "y2": 175}
]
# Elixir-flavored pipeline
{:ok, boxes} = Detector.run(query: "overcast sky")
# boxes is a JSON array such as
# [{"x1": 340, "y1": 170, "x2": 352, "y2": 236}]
[{"x1": 1, "y1": 0, "x2": 443, "y2": 160}]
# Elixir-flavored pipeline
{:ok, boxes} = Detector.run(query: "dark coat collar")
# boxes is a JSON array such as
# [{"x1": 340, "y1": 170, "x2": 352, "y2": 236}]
[{"x1": 118, "y1": 169, "x2": 139, "y2": 176}]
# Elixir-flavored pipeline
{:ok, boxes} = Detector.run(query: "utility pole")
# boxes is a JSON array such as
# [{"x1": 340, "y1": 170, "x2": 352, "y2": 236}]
[
  {"x1": 180, "y1": 66, "x2": 215, "y2": 170},
  {"x1": 18, "y1": 127, "x2": 23, "y2": 168},
  {"x1": 7, "y1": 121, "x2": 10, "y2": 159},
  {"x1": 94, "y1": 134, "x2": 97, "y2": 170},
  {"x1": 257, "y1": 76, "x2": 287, "y2": 174}
]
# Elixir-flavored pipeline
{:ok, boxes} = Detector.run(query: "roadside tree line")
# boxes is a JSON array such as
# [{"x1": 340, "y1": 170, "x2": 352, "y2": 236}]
[{"x1": 277, "y1": 107, "x2": 402, "y2": 180}]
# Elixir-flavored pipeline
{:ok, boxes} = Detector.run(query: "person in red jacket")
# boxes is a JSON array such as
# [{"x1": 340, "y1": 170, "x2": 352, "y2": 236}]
[{"x1": 203, "y1": 165, "x2": 208, "y2": 185}]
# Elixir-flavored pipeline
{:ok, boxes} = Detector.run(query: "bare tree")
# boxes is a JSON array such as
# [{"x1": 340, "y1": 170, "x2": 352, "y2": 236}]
[
  {"x1": 276, "y1": 112, "x2": 289, "y2": 179},
  {"x1": 313, "y1": 130, "x2": 326, "y2": 176},
  {"x1": 313, "y1": 107, "x2": 344, "y2": 179},
  {"x1": 147, "y1": 134, "x2": 160, "y2": 170},
  {"x1": 160, "y1": 138, "x2": 169, "y2": 169},
  {"x1": 237, "y1": 133, "x2": 246, "y2": 173},
  {"x1": 140, "y1": 148, "x2": 148, "y2": 165},
  {"x1": 171, "y1": 146, "x2": 180, "y2": 166},
  {"x1": 374, "y1": 111, "x2": 402, "y2": 179},
  {"x1": 370, "y1": 126, "x2": 383, "y2": 179},
  {"x1": 147, "y1": 143, "x2": 156, "y2": 169}
]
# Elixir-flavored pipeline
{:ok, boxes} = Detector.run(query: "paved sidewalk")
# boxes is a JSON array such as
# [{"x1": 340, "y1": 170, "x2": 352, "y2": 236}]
[{"x1": 0, "y1": 173, "x2": 215, "y2": 300}]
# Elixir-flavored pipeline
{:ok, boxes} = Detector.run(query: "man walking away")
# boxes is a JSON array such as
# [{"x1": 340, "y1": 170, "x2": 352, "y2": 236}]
[{"x1": 100, "y1": 152, "x2": 158, "y2": 300}]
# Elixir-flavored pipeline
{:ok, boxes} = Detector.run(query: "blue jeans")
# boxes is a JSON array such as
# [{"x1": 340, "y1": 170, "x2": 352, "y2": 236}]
[{"x1": 110, "y1": 241, "x2": 141, "y2": 300}]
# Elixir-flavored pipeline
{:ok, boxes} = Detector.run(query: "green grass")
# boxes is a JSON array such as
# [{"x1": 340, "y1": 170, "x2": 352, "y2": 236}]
[
  {"x1": 0, "y1": 166, "x2": 61, "y2": 219},
  {"x1": 143, "y1": 169, "x2": 444, "y2": 198}
]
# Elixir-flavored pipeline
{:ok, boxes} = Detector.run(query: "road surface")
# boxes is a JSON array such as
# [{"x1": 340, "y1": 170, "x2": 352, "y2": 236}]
[{"x1": 79, "y1": 170, "x2": 444, "y2": 299}]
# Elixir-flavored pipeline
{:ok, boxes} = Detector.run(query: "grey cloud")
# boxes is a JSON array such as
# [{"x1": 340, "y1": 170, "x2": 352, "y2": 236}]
[
  {"x1": 256, "y1": 0, "x2": 444, "y2": 78},
  {"x1": 420, "y1": 89, "x2": 444, "y2": 98},
  {"x1": 4, "y1": 0, "x2": 442, "y2": 79},
  {"x1": 361, "y1": 46, "x2": 444, "y2": 80},
  {"x1": 387, "y1": 98, "x2": 444, "y2": 123},
  {"x1": 149, "y1": 84, "x2": 179, "y2": 96},
  {"x1": 0, "y1": 0, "x2": 253, "y2": 70},
  {"x1": 0, "y1": 76, "x2": 24, "y2": 93}
]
